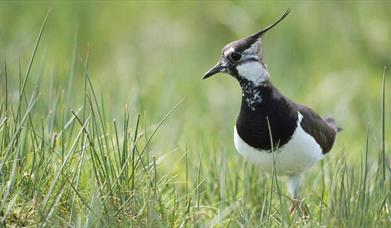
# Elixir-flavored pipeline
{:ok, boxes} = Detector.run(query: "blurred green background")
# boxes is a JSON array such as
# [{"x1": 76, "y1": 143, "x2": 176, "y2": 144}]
[{"x1": 1, "y1": 1, "x2": 390, "y2": 165}]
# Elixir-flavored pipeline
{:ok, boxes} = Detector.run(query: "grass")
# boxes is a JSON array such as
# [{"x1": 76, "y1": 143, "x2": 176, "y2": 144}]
[{"x1": 1, "y1": 4, "x2": 391, "y2": 227}]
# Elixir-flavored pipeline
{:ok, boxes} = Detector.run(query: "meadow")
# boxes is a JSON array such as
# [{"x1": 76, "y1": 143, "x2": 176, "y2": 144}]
[{"x1": 0, "y1": 1, "x2": 390, "y2": 227}]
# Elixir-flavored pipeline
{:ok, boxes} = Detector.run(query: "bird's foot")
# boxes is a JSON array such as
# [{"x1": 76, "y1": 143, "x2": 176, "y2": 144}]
[{"x1": 289, "y1": 199, "x2": 309, "y2": 219}]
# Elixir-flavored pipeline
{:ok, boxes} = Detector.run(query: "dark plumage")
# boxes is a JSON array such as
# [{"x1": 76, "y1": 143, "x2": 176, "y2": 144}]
[
  {"x1": 297, "y1": 105, "x2": 337, "y2": 153},
  {"x1": 203, "y1": 9, "x2": 340, "y2": 212},
  {"x1": 236, "y1": 81, "x2": 298, "y2": 151},
  {"x1": 236, "y1": 80, "x2": 337, "y2": 154}
]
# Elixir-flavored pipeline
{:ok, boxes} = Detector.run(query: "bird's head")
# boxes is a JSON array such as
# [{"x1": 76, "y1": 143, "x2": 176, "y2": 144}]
[{"x1": 203, "y1": 9, "x2": 290, "y2": 87}]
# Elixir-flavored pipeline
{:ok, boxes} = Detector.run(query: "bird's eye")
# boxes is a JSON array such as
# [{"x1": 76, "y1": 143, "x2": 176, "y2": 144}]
[{"x1": 228, "y1": 52, "x2": 242, "y2": 62}]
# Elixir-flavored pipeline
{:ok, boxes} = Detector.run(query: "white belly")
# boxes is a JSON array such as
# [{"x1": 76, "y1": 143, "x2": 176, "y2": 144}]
[{"x1": 233, "y1": 112, "x2": 324, "y2": 176}]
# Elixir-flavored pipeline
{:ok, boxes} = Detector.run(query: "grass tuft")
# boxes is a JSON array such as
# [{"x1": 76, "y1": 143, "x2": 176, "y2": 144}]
[{"x1": 0, "y1": 8, "x2": 390, "y2": 227}]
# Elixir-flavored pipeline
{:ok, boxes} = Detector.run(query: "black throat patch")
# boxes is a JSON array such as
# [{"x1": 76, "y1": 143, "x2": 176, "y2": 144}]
[{"x1": 238, "y1": 78, "x2": 263, "y2": 110}]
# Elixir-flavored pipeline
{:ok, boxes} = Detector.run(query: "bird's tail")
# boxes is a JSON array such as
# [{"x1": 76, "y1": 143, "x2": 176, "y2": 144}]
[{"x1": 323, "y1": 116, "x2": 342, "y2": 133}]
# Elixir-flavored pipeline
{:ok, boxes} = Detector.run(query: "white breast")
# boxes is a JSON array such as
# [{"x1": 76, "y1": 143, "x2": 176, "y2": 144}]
[{"x1": 233, "y1": 112, "x2": 324, "y2": 176}]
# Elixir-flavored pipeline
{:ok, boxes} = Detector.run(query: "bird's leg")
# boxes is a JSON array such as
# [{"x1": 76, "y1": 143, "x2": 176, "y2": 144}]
[
  {"x1": 287, "y1": 174, "x2": 306, "y2": 215},
  {"x1": 289, "y1": 199, "x2": 300, "y2": 214},
  {"x1": 287, "y1": 174, "x2": 301, "y2": 202}
]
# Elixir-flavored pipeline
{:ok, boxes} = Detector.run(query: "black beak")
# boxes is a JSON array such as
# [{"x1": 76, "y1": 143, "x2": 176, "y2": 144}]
[{"x1": 203, "y1": 63, "x2": 226, "y2": 79}]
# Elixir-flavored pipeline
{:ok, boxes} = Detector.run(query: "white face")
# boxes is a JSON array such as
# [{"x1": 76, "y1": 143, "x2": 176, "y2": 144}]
[
  {"x1": 236, "y1": 61, "x2": 269, "y2": 85},
  {"x1": 224, "y1": 41, "x2": 270, "y2": 85}
]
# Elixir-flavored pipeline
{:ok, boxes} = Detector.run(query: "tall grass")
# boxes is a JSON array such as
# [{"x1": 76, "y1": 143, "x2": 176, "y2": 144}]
[{"x1": 0, "y1": 10, "x2": 390, "y2": 227}]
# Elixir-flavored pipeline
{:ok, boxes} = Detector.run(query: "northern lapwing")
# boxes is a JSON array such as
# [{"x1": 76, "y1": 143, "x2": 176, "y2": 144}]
[{"x1": 203, "y1": 9, "x2": 340, "y2": 213}]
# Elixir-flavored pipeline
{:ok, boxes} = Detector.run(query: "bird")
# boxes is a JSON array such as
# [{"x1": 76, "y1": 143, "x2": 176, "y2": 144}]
[{"x1": 203, "y1": 9, "x2": 340, "y2": 214}]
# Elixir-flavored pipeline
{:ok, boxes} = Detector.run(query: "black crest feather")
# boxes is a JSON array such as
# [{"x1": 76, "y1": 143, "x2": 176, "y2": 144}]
[{"x1": 251, "y1": 9, "x2": 291, "y2": 39}]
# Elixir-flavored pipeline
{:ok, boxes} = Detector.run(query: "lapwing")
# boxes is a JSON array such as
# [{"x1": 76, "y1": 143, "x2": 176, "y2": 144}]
[{"x1": 203, "y1": 9, "x2": 340, "y2": 213}]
